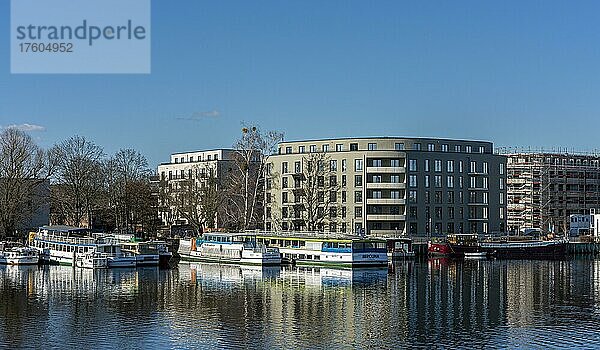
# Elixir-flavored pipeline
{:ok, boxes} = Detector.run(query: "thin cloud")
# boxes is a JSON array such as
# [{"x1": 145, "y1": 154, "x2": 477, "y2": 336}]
[
  {"x1": 2, "y1": 123, "x2": 46, "y2": 132},
  {"x1": 176, "y1": 110, "x2": 221, "y2": 121}
]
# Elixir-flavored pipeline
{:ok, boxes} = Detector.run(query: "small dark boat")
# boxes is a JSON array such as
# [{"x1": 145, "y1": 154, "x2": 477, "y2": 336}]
[{"x1": 479, "y1": 238, "x2": 567, "y2": 259}]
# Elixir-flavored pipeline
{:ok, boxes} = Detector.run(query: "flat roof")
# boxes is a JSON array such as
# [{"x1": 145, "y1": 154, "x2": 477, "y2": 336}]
[{"x1": 279, "y1": 136, "x2": 493, "y2": 145}]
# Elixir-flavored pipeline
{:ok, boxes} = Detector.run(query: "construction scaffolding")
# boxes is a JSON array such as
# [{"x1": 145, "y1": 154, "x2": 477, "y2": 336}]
[{"x1": 497, "y1": 148, "x2": 600, "y2": 234}]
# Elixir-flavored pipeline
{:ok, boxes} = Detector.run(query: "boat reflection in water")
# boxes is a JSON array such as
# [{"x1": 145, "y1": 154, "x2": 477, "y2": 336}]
[{"x1": 184, "y1": 262, "x2": 388, "y2": 289}]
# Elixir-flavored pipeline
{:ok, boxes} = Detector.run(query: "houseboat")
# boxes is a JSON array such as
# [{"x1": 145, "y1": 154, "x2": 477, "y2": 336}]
[
  {"x1": 478, "y1": 237, "x2": 568, "y2": 259},
  {"x1": 0, "y1": 242, "x2": 39, "y2": 265},
  {"x1": 109, "y1": 234, "x2": 173, "y2": 267},
  {"x1": 178, "y1": 233, "x2": 281, "y2": 266},
  {"x1": 384, "y1": 237, "x2": 415, "y2": 259},
  {"x1": 254, "y1": 232, "x2": 388, "y2": 268}
]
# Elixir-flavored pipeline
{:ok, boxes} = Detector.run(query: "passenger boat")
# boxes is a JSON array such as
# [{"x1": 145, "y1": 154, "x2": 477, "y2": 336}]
[
  {"x1": 120, "y1": 242, "x2": 160, "y2": 266},
  {"x1": 0, "y1": 242, "x2": 39, "y2": 265},
  {"x1": 254, "y1": 232, "x2": 388, "y2": 268},
  {"x1": 178, "y1": 233, "x2": 281, "y2": 266},
  {"x1": 384, "y1": 237, "x2": 415, "y2": 259},
  {"x1": 29, "y1": 226, "x2": 136, "y2": 267}
]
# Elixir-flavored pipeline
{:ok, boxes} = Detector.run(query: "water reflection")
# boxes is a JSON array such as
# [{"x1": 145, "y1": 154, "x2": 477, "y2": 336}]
[{"x1": 2, "y1": 260, "x2": 600, "y2": 349}]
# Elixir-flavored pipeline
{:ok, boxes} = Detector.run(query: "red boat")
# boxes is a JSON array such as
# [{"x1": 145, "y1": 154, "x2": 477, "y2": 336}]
[{"x1": 427, "y1": 239, "x2": 452, "y2": 256}]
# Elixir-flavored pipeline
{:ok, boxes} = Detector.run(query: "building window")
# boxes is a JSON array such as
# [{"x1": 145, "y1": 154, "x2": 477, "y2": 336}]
[
  {"x1": 341, "y1": 207, "x2": 347, "y2": 218},
  {"x1": 413, "y1": 143, "x2": 421, "y2": 151},
  {"x1": 434, "y1": 160, "x2": 442, "y2": 172},
  {"x1": 395, "y1": 143, "x2": 404, "y2": 150},
  {"x1": 391, "y1": 175, "x2": 400, "y2": 183},
  {"x1": 391, "y1": 159, "x2": 400, "y2": 167},
  {"x1": 483, "y1": 177, "x2": 488, "y2": 189},
  {"x1": 368, "y1": 143, "x2": 377, "y2": 151},
  {"x1": 342, "y1": 175, "x2": 347, "y2": 187},
  {"x1": 470, "y1": 161, "x2": 477, "y2": 173},
  {"x1": 409, "y1": 159, "x2": 417, "y2": 171},
  {"x1": 466, "y1": 145, "x2": 472, "y2": 153},
  {"x1": 424, "y1": 175, "x2": 429, "y2": 188},
  {"x1": 447, "y1": 160, "x2": 454, "y2": 173},
  {"x1": 447, "y1": 176, "x2": 454, "y2": 188},
  {"x1": 500, "y1": 163, "x2": 505, "y2": 175},
  {"x1": 500, "y1": 207, "x2": 505, "y2": 219},
  {"x1": 330, "y1": 160, "x2": 337, "y2": 171},
  {"x1": 448, "y1": 191, "x2": 454, "y2": 204},
  {"x1": 355, "y1": 159, "x2": 363, "y2": 171},
  {"x1": 372, "y1": 159, "x2": 382, "y2": 167},
  {"x1": 409, "y1": 207, "x2": 417, "y2": 219},
  {"x1": 500, "y1": 178, "x2": 505, "y2": 190},
  {"x1": 355, "y1": 191, "x2": 362, "y2": 203},
  {"x1": 282, "y1": 177, "x2": 288, "y2": 189},
  {"x1": 441, "y1": 144, "x2": 448, "y2": 152},
  {"x1": 435, "y1": 191, "x2": 442, "y2": 204},
  {"x1": 299, "y1": 146, "x2": 305, "y2": 153},
  {"x1": 479, "y1": 146, "x2": 485, "y2": 153},
  {"x1": 309, "y1": 145, "x2": 316, "y2": 153},
  {"x1": 282, "y1": 192, "x2": 288, "y2": 203},
  {"x1": 336, "y1": 144, "x2": 343, "y2": 152},
  {"x1": 342, "y1": 191, "x2": 347, "y2": 203},
  {"x1": 355, "y1": 207, "x2": 362, "y2": 218},
  {"x1": 350, "y1": 143, "x2": 359, "y2": 151},
  {"x1": 425, "y1": 159, "x2": 430, "y2": 172},
  {"x1": 483, "y1": 162, "x2": 488, "y2": 174},
  {"x1": 391, "y1": 191, "x2": 400, "y2": 199},
  {"x1": 459, "y1": 161, "x2": 463, "y2": 173},
  {"x1": 409, "y1": 175, "x2": 418, "y2": 187},
  {"x1": 295, "y1": 161, "x2": 301, "y2": 173},
  {"x1": 282, "y1": 162, "x2": 288, "y2": 173},
  {"x1": 427, "y1": 144, "x2": 435, "y2": 151},
  {"x1": 373, "y1": 175, "x2": 382, "y2": 183},
  {"x1": 483, "y1": 192, "x2": 489, "y2": 204},
  {"x1": 286, "y1": 147, "x2": 292, "y2": 154},
  {"x1": 434, "y1": 175, "x2": 442, "y2": 188},
  {"x1": 355, "y1": 175, "x2": 363, "y2": 187},
  {"x1": 342, "y1": 159, "x2": 347, "y2": 172},
  {"x1": 425, "y1": 191, "x2": 430, "y2": 204},
  {"x1": 409, "y1": 190, "x2": 417, "y2": 203},
  {"x1": 372, "y1": 190, "x2": 382, "y2": 199},
  {"x1": 470, "y1": 176, "x2": 476, "y2": 188},
  {"x1": 500, "y1": 192, "x2": 504, "y2": 205},
  {"x1": 455, "y1": 145, "x2": 461, "y2": 152}
]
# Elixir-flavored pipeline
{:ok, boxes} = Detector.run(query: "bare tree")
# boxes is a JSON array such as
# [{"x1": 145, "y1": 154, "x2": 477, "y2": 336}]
[
  {"x1": 105, "y1": 149, "x2": 152, "y2": 233},
  {"x1": 52, "y1": 136, "x2": 104, "y2": 228},
  {"x1": 297, "y1": 152, "x2": 340, "y2": 231},
  {"x1": 0, "y1": 128, "x2": 56, "y2": 237},
  {"x1": 162, "y1": 163, "x2": 225, "y2": 234},
  {"x1": 227, "y1": 125, "x2": 283, "y2": 230}
]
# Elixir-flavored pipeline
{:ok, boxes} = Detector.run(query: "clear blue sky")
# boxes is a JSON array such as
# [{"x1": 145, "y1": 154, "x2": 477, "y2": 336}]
[{"x1": 2, "y1": 1, "x2": 600, "y2": 168}]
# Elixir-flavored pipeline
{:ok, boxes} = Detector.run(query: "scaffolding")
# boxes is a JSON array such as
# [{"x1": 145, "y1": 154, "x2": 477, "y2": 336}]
[{"x1": 499, "y1": 149, "x2": 600, "y2": 234}]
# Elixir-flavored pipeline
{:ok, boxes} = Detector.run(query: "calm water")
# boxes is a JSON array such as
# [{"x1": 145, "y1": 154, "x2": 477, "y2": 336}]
[{"x1": 2, "y1": 259, "x2": 600, "y2": 349}]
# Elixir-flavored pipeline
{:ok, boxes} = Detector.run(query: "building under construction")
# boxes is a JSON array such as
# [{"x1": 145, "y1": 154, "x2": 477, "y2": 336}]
[{"x1": 500, "y1": 148, "x2": 600, "y2": 235}]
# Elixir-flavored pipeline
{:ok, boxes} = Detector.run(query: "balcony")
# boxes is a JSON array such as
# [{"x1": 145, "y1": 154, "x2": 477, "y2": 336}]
[
  {"x1": 369, "y1": 229, "x2": 406, "y2": 236},
  {"x1": 366, "y1": 198, "x2": 405, "y2": 205},
  {"x1": 366, "y1": 166, "x2": 405, "y2": 173},
  {"x1": 366, "y1": 214, "x2": 406, "y2": 221},
  {"x1": 366, "y1": 182, "x2": 405, "y2": 189}
]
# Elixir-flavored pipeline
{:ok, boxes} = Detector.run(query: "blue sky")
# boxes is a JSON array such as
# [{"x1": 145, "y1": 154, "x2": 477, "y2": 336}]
[{"x1": 2, "y1": 1, "x2": 600, "y2": 168}]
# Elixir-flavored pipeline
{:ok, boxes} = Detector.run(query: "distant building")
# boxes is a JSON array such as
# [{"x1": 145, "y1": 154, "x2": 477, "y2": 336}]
[
  {"x1": 503, "y1": 151, "x2": 600, "y2": 234},
  {"x1": 569, "y1": 209, "x2": 600, "y2": 237},
  {"x1": 156, "y1": 149, "x2": 238, "y2": 231},
  {"x1": 265, "y1": 137, "x2": 507, "y2": 236}
]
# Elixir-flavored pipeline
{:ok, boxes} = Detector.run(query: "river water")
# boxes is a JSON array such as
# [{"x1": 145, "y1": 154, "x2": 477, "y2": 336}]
[{"x1": 1, "y1": 259, "x2": 600, "y2": 349}]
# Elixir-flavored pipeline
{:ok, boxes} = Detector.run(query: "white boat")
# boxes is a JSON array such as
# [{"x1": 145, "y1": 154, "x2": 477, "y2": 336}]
[
  {"x1": 384, "y1": 237, "x2": 416, "y2": 259},
  {"x1": 255, "y1": 232, "x2": 389, "y2": 268},
  {"x1": 0, "y1": 242, "x2": 39, "y2": 265},
  {"x1": 95, "y1": 244, "x2": 137, "y2": 268},
  {"x1": 29, "y1": 226, "x2": 135, "y2": 268},
  {"x1": 178, "y1": 233, "x2": 281, "y2": 266},
  {"x1": 464, "y1": 251, "x2": 489, "y2": 259},
  {"x1": 75, "y1": 252, "x2": 108, "y2": 269},
  {"x1": 120, "y1": 242, "x2": 160, "y2": 266}
]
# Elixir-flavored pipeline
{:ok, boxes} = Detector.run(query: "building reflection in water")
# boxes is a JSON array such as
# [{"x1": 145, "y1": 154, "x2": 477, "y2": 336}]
[{"x1": 2, "y1": 259, "x2": 600, "y2": 348}]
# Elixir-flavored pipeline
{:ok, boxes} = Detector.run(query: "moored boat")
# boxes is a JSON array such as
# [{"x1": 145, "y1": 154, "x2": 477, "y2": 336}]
[
  {"x1": 75, "y1": 252, "x2": 108, "y2": 269},
  {"x1": 479, "y1": 238, "x2": 567, "y2": 259},
  {"x1": 427, "y1": 238, "x2": 452, "y2": 256},
  {"x1": 255, "y1": 232, "x2": 388, "y2": 268},
  {"x1": 0, "y1": 242, "x2": 39, "y2": 265},
  {"x1": 384, "y1": 237, "x2": 415, "y2": 259},
  {"x1": 178, "y1": 233, "x2": 281, "y2": 266}
]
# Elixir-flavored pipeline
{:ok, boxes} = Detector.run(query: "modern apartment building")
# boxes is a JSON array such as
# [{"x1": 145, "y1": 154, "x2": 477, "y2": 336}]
[
  {"x1": 504, "y1": 151, "x2": 600, "y2": 234},
  {"x1": 157, "y1": 149, "x2": 237, "y2": 229},
  {"x1": 265, "y1": 137, "x2": 507, "y2": 236}
]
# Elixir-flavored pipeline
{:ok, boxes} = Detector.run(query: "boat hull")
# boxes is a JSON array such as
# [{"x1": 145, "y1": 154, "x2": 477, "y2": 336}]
[
  {"x1": 479, "y1": 240, "x2": 567, "y2": 259},
  {"x1": 180, "y1": 253, "x2": 281, "y2": 266},
  {"x1": 427, "y1": 241, "x2": 452, "y2": 256}
]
